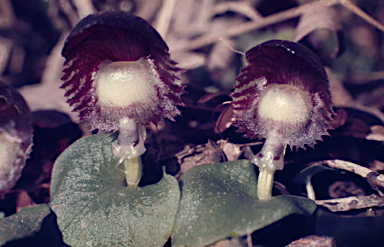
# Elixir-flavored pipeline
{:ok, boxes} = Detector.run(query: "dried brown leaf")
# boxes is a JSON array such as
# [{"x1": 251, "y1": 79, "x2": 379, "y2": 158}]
[
  {"x1": 369, "y1": 160, "x2": 384, "y2": 172},
  {"x1": 0, "y1": 37, "x2": 12, "y2": 74},
  {"x1": 18, "y1": 34, "x2": 78, "y2": 122},
  {"x1": 294, "y1": 2, "x2": 342, "y2": 42},
  {"x1": 326, "y1": 67, "x2": 354, "y2": 107},
  {"x1": 210, "y1": 1, "x2": 262, "y2": 21},
  {"x1": 206, "y1": 39, "x2": 236, "y2": 81},
  {"x1": 0, "y1": 0, "x2": 17, "y2": 28},
  {"x1": 286, "y1": 235, "x2": 336, "y2": 247},
  {"x1": 214, "y1": 104, "x2": 234, "y2": 134},
  {"x1": 218, "y1": 139, "x2": 243, "y2": 161},
  {"x1": 175, "y1": 140, "x2": 226, "y2": 180},
  {"x1": 366, "y1": 125, "x2": 384, "y2": 142},
  {"x1": 171, "y1": 51, "x2": 206, "y2": 70},
  {"x1": 16, "y1": 190, "x2": 36, "y2": 213},
  {"x1": 331, "y1": 108, "x2": 348, "y2": 129},
  {"x1": 135, "y1": 0, "x2": 163, "y2": 21},
  {"x1": 316, "y1": 194, "x2": 384, "y2": 212},
  {"x1": 197, "y1": 90, "x2": 230, "y2": 104},
  {"x1": 328, "y1": 181, "x2": 365, "y2": 199}
]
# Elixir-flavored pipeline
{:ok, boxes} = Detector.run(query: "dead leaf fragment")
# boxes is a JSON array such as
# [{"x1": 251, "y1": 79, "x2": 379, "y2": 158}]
[
  {"x1": 218, "y1": 139, "x2": 243, "y2": 161},
  {"x1": 366, "y1": 125, "x2": 384, "y2": 142},
  {"x1": 175, "y1": 140, "x2": 226, "y2": 180},
  {"x1": 328, "y1": 181, "x2": 365, "y2": 199},
  {"x1": 295, "y1": 2, "x2": 341, "y2": 42},
  {"x1": 215, "y1": 104, "x2": 234, "y2": 134},
  {"x1": 16, "y1": 190, "x2": 36, "y2": 213},
  {"x1": 206, "y1": 39, "x2": 236, "y2": 81},
  {"x1": 286, "y1": 235, "x2": 336, "y2": 247},
  {"x1": 316, "y1": 194, "x2": 384, "y2": 212}
]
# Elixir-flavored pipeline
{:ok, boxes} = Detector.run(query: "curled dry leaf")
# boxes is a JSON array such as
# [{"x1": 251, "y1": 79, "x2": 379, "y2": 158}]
[
  {"x1": 328, "y1": 181, "x2": 366, "y2": 199},
  {"x1": 315, "y1": 159, "x2": 384, "y2": 190},
  {"x1": 295, "y1": 1, "x2": 342, "y2": 42},
  {"x1": 175, "y1": 139, "x2": 260, "y2": 180},
  {"x1": 316, "y1": 194, "x2": 384, "y2": 212},
  {"x1": 366, "y1": 125, "x2": 384, "y2": 142},
  {"x1": 214, "y1": 104, "x2": 234, "y2": 134},
  {"x1": 326, "y1": 67, "x2": 354, "y2": 107},
  {"x1": 175, "y1": 140, "x2": 226, "y2": 180},
  {"x1": 206, "y1": 38, "x2": 236, "y2": 81},
  {"x1": 170, "y1": 51, "x2": 206, "y2": 70}
]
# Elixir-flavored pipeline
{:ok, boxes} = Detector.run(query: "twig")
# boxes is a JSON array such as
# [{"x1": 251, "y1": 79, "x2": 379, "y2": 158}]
[
  {"x1": 171, "y1": 0, "x2": 384, "y2": 53},
  {"x1": 352, "y1": 104, "x2": 384, "y2": 125},
  {"x1": 171, "y1": 2, "x2": 312, "y2": 52},
  {"x1": 339, "y1": 0, "x2": 384, "y2": 32},
  {"x1": 316, "y1": 159, "x2": 384, "y2": 191},
  {"x1": 58, "y1": 0, "x2": 79, "y2": 28},
  {"x1": 154, "y1": 0, "x2": 177, "y2": 38},
  {"x1": 72, "y1": 0, "x2": 96, "y2": 19},
  {"x1": 210, "y1": 1, "x2": 263, "y2": 21},
  {"x1": 316, "y1": 194, "x2": 384, "y2": 212},
  {"x1": 134, "y1": 0, "x2": 162, "y2": 21}
]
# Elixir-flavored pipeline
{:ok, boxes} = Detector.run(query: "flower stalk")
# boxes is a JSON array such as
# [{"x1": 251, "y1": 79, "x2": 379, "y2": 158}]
[
  {"x1": 251, "y1": 136, "x2": 285, "y2": 200},
  {"x1": 257, "y1": 167, "x2": 275, "y2": 200},
  {"x1": 124, "y1": 156, "x2": 143, "y2": 187},
  {"x1": 60, "y1": 11, "x2": 186, "y2": 187},
  {"x1": 229, "y1": 40, "x2": 334, "y2": 200}
]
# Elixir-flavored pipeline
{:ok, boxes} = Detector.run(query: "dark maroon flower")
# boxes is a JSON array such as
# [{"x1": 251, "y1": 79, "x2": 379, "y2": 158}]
[
  {"x1": 230, "y1": 40, "x2": 334, "y2": 199},
  {"x1": 0, "y1": 81, "x2": 33, "y2": 196},
  {"x1": 61, "y1": 11, "x2": 186, "y2": 158},
  {"x1": 231, "y1": 40, "x2": 333, "y2": 150}
]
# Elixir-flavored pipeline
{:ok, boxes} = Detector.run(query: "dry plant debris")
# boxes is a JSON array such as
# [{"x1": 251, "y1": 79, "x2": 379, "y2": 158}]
[{"x1": 0, "y1": 0, "x2": 383, "y2": 246}]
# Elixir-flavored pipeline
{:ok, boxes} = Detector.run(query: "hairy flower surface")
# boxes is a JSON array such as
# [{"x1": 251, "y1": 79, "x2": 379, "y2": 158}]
[
  {"x1": 61, "y1": 11, "x2": 186, "y2": 156},
  {"x1": 231, "y1": 40, "x2": 334, "y2": 199},
  {"x1": 231, "y1": 40, "x2": 334, "y2": 150}
]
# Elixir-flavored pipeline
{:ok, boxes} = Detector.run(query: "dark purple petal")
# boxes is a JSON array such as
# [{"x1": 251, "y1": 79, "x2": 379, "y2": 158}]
[{"x1": 61, "y1": 11, "x2": 186, "y2": 132}]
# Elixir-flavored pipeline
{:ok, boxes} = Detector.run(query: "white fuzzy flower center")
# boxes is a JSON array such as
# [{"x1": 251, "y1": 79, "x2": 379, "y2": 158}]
[
  {"x1": 95, "y1": 58, "x2": 157, "y2": 107},
  {"x1": 258, "y1": 84, "x2": 311, "y2": 123},
  {"x1": 0, "y1": 134, "x2": 21, "y2": 175}
]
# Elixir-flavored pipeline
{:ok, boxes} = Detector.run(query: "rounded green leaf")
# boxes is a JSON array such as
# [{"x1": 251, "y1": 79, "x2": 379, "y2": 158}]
[
  {"x1": 171, "y1": 160, "x2": 316, "y2": 247},
  {"x1": 0, "y1": 204, "x2": 51, "y2": 245},
  {"x1": 49, "y1": 134, "x2": 180, "y2": 247}
]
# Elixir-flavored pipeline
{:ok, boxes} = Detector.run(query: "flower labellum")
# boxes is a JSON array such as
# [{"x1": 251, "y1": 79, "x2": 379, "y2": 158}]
[
  {"x1": 0, "y1": 81, "x2": 33, "y2": 197},
  {"x1": 61, "y1": 11, "x2": 186, "y2": 163},
  {"x1": 230, "y1": 40, "x2": 334, "y2": 199}
]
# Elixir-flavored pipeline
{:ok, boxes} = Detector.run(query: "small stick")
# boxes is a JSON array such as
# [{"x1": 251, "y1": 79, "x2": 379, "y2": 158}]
[
  {"x1": 171, "y1": 0, "x2": 384, "y2": 53},
  {"x1": 154, "y1": 0, "x2": 176, "y2": 38},
  {"x1": 339, "y1": 0, "x2": 384, "y2": 32},
  {"x1": 316, "y1": 194, "x2": 384, "y2": 212},
  {"x1": 315, "y1": 159, "x2": 384, "y2": 191}
]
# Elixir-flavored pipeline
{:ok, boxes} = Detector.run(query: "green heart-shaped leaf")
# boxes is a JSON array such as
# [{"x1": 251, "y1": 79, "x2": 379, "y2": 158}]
[
  {"x1": 49, "y1": 134, "x2": 180, "y2": 247},
  {"x1": 171, "y1": 160, "x2": 316, "y2": 247},
  {"x1": 0, "y1": 204, "x2": 51, "y2": 245}
]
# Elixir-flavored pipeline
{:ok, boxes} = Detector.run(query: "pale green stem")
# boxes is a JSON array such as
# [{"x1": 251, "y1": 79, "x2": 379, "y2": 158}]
[
  {"x1": 257, "y1": 167, "x2": 275, "y2": 200},
  {"x1": 124, "y1": 155, "x2": 143, "y2": 187},
  {"x1": 251, "y1": 136, "x2": 285, "y2": 200},
  {"x1": 305, "y1": 177, "x2": 316, "y2": 200}
]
